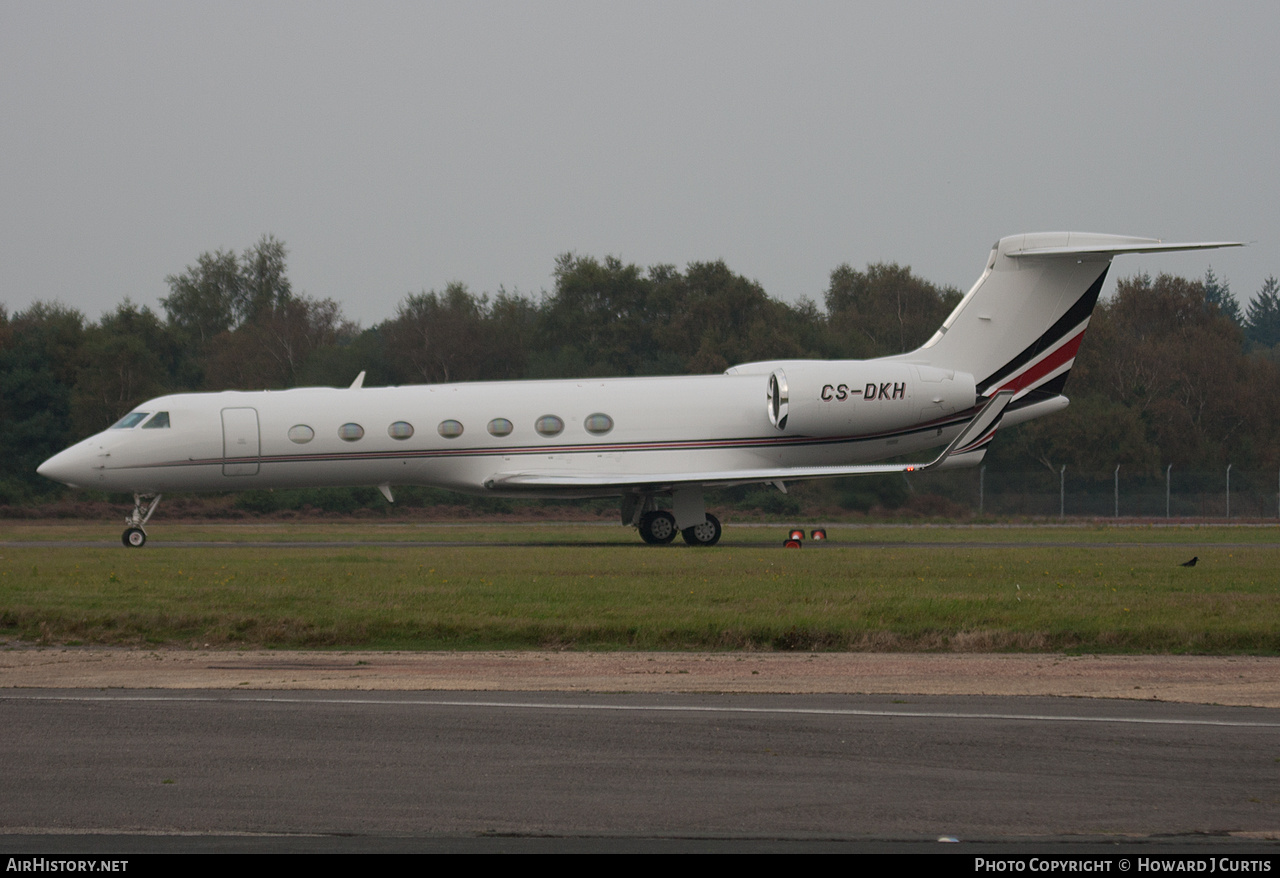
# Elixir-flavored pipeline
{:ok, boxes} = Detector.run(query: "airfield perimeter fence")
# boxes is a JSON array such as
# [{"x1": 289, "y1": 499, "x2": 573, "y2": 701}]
[{"x1": 911, "y1": 466, "x2": 1280, "y2": 519}]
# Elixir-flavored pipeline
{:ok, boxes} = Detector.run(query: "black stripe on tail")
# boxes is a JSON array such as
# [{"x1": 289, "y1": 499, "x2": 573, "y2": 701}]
[{"x1": 975, "y1": 265, "x2": 1110, "y2": 395}]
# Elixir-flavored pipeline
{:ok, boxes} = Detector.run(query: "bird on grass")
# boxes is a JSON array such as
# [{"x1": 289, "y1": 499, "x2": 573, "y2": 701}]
[{"x1": 1180, "y1": 557, "x2": 1198, "y2": 567}]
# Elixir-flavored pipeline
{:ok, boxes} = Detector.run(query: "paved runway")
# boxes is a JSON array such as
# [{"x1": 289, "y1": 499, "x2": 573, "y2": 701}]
[{"x1": 3, "y1": 689, "x2": 1278, "y2": 852}]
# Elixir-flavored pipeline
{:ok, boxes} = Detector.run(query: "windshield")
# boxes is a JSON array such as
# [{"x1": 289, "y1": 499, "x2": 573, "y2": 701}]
[{"x1": 110, "y1": 412, "x2": 150, "y2": 429}]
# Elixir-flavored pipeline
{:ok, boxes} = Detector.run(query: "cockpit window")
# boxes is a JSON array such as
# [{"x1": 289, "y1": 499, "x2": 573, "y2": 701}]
[
  {"x1": 110, "y1": 412, "x2": 150, "y2": 429},
  {"x1": 141, "y1": 412, "x2": 170, "y2": 429}
]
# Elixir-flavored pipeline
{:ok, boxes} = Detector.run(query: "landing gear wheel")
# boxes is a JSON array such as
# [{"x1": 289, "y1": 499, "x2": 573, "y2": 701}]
[
  {"x1": 122, "y1": 493, "x2": 161, "y2": 549},
  {"x1": 681, "y1": 513, "x2": 722, "y2": 547},
  {"x1": 638, "y1": 511, "x2": 678, "y2": 545}
]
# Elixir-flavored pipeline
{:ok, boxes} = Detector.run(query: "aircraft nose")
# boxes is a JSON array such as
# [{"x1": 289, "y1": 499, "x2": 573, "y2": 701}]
[{"x1": 37, "y1": 446, "x2": 89, "y2": 488}]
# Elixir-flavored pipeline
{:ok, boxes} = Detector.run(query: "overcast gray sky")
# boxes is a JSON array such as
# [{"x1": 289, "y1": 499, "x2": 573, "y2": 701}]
[{"x1": 2, "y1": 1, "x2": 1275, "y2": 328}]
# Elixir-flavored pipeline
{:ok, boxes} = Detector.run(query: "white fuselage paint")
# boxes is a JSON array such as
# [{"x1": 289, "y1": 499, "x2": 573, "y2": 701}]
[{"x1": 40, "y1": 369, "x2": 976, "y2": 499}]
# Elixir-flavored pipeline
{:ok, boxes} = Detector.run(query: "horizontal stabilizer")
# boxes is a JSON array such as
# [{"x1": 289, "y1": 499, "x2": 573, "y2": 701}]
[
  {"x1": 1007, "y1": 239, "x2": 1245, "y2": 258},
  {"x1": 485, "y1": 391, "x2": 1015, "y2": 492}
]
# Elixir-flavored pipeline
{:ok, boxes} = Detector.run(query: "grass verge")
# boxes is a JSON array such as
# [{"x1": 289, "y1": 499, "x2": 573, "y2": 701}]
[{"x1": 2, "y1": 522, "x2": 1277, "y2": 653}]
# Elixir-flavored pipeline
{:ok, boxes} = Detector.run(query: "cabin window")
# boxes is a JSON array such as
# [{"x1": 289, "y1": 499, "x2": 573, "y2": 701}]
[
  {"x1": 141, "y1": 412, "x2": 171, "y2": 429},
  {"x1": 338, "y1": 423, "x2": 364, "y2": 442},
  {"x1": 111, "y1": 412, "x2": 149, "y2": 429},
  {"x1": 437, "y1": 419, "x2": 464, "y2": 438},
  {"x1": 535, "y1": 415, "x2": 564, "y2": 437},
  {"x1": 487, "y1": 418, "x2": 513, "y2": 437},
  {"x1": 584, "y1": 413, "x2": 613, "y2": 435},
  {"x1": 288, "y1": 425, "x2": 314, "y2": 444},
  {"x1": 388, "y1": 421, "x2": 414, "y2": 440}
]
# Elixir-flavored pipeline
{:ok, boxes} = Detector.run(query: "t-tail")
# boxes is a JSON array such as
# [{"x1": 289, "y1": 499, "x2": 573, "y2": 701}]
[{"x1": 892, "y1": 233, "x2": 1244, "y2": 421}]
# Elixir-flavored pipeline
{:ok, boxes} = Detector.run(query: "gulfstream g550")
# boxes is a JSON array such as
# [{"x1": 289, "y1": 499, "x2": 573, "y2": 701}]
[{"x1": 38, "y1": 232, "x2": 1241, "y2": 547}]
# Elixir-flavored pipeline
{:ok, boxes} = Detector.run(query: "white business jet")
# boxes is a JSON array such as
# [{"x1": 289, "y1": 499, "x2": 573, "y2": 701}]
[{"x1": 38, "y1": 232, "x2": 1241, "y2": 547}]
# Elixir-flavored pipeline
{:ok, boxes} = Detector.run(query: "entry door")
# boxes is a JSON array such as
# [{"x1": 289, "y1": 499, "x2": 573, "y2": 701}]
[{"x1": 221, "y1": 407, "x2": 260, "y2": 476}]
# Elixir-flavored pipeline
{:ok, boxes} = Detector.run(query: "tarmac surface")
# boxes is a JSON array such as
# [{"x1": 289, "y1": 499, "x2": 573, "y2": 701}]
[
  {"x1": 3, "y1": 649, "x2": 1280, "y2": 853},
  {"x1": 2, "y1": 687, "x2": 1279, "y2": 853}
]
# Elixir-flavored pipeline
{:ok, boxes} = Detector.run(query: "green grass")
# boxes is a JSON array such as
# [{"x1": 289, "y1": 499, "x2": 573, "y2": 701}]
[{"x1": 1, "y1": 522, "x2": 1278, "y2": 653}]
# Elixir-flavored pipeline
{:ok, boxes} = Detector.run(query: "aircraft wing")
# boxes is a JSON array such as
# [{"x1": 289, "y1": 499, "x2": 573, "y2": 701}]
[{"x1": 485, "y1": 390, "x2": 1014, "y2": 492}]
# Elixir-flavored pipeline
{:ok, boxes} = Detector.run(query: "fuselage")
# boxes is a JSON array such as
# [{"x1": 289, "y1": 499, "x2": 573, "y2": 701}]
[{"x1": 37, "y1": 363, "x2": 979, "y2": 499}]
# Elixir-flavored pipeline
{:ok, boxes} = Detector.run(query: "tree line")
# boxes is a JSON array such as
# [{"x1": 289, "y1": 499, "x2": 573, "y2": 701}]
[{"x1": 3, "y1": 235, "x2": 1278, "y2": 505}]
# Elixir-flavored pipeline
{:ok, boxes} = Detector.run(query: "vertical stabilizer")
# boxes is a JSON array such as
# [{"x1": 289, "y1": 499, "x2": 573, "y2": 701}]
[{"x1": 893, "y1": 233, "x2": 1243, "y2": 400}]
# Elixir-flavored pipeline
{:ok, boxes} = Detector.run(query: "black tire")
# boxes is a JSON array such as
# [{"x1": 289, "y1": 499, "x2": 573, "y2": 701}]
[
  {"x1": 638, "y1": 511, "x2": 678, "y2": 545},
  {"x1": 122, "y1": 527, "x2": 146, "y2": 548},
  {"x1": 681, "y1": 513, "x2": 722, "y2": 546}
]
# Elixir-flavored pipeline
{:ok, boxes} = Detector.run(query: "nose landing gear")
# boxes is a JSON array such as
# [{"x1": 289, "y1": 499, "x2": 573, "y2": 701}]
[{"x1": 122, "y1": 493, "x2": 162, "y2": 548}]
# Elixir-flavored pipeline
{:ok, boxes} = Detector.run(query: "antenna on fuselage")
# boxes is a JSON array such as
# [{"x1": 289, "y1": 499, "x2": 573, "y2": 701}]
[{"x1": 349, "y1": 371, "x2": 366, "y2": 389}]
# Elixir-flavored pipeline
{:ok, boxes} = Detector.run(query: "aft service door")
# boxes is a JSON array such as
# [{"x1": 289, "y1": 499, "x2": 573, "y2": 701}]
[{"x1": 221, "y1": 407, "x2": 260, "y2": 476}]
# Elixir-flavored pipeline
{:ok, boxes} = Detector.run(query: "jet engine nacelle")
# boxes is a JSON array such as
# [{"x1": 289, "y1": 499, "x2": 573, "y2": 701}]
[{"x1": 764, "y1": 362, "x2": 976, "y2": 434}]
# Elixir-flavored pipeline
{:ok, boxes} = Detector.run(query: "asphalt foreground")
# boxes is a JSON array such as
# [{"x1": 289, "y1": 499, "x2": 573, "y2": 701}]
[{"x1": 3, "y1": 649, "x2": 1280, "y2": 858}]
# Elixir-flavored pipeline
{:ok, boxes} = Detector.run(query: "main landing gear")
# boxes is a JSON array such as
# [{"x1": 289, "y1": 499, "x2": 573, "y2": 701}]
[
  {"x1": 638, "y1": 510, "x2": 678, "y2": 544},
  {"x1": 629, "y1": 493, "x2": 723, "y2": 547},
  {"x1": 680, "y1": 513, "x2": 721, "y2": 546},
  {"x1": 122, "y1": 493, "x2": 161, "y2": 548}
]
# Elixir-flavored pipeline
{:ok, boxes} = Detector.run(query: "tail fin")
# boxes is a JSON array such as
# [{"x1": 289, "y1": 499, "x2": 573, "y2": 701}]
[{"x1": 894, "y1": 233, "x2": 1243, "y2": 400}]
